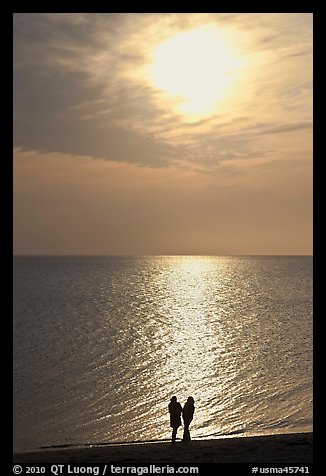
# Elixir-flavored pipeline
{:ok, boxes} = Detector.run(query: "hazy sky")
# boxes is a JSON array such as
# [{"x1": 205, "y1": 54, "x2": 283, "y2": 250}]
[{"x1": 13, "y1": 13, "x2": 312, "y2": 255}]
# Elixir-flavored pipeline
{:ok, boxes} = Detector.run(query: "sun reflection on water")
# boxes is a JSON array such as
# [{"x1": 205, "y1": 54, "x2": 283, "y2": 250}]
[{"x1": 153, "y1": 257, "x2": 232, "y2": 437}]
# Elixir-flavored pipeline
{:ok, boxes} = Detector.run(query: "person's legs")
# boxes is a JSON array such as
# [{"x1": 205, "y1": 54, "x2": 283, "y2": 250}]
[
  {"x1": 183, "y1": 424, "x2": 190, "y2": 442},
  {"x1": 172, "y1": 427, "x2": 177, "y2": 442}
]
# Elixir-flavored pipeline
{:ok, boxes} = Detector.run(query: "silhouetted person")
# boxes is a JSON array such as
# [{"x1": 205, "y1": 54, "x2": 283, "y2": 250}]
[
  {"x1": 168, "y1": 396, "x2": 182, "y2": 443},
  {"x1": 182, "y1": 396, "x2": 195, "y2": 442}
]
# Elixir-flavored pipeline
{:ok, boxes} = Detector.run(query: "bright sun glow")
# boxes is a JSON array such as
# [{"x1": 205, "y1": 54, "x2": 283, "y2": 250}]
[{"x1": 148, "y1": 27, "x2": 244, "y2": 119}]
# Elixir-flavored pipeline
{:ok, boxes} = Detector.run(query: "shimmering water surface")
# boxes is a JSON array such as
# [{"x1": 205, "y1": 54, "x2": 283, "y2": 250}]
[{"x1": 13, "y1": 256, "x2": 312, "y2": 451}]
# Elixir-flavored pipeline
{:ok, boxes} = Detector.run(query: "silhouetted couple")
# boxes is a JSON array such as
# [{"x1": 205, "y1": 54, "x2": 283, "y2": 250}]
[{"x1": 168, "y1": 396, "x2": 195, "y2": 443}]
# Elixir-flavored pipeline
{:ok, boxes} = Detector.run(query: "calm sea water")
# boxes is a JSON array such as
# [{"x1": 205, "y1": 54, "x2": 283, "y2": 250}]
[{"x1": 13, "y1": 255, "x2": 313, "y2": 452}]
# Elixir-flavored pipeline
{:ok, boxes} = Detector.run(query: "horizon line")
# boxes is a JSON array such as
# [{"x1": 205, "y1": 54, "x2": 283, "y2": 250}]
[{"x1": 13, "y1": 253, "x2": 313, "y2": 257}]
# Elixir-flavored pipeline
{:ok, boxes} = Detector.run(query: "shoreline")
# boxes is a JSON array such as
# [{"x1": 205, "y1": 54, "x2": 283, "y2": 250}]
[{"x1": 14, "y1": 432, "x2": 313, "y2": 464}]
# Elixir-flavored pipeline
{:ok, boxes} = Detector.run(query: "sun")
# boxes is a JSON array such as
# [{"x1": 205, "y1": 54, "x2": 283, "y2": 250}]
[{"x1": 147, "y1": 27, "x2": 244, "y2": 120}]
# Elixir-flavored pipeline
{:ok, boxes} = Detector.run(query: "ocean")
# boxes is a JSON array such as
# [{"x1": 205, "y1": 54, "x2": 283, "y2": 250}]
[{"x1": 13, "y1": 255, "x2": 313, "y2": 452}]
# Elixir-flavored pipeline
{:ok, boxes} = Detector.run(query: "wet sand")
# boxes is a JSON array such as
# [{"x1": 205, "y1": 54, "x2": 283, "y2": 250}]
[{"x1": 13, "y1": 432, "x2": 312, "y2": 464}]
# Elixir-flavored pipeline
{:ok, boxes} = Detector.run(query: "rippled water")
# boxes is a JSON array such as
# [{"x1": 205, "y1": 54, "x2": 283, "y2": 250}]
[{"x1": 13, "y1": 255, "x2": 312, "y2": 451}]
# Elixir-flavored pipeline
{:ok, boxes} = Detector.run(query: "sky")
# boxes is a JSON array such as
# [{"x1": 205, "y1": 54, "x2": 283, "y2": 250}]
[{"x1": 13, "y1": 13, "x2": 313, "y2": 255}]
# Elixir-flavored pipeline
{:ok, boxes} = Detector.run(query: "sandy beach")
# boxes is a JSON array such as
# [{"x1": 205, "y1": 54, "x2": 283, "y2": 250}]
[{"x1": 13, "y1": 432, "x2": 312, "y2": 464}]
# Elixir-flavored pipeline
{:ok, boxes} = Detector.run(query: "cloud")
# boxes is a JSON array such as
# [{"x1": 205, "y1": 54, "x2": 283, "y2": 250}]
[
  {"x1": 13, "y1": 13, "x2": 313, "y2": 172},
  {"x1": 256, "y1": 121, "x2": 312, "y2": 135}
]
